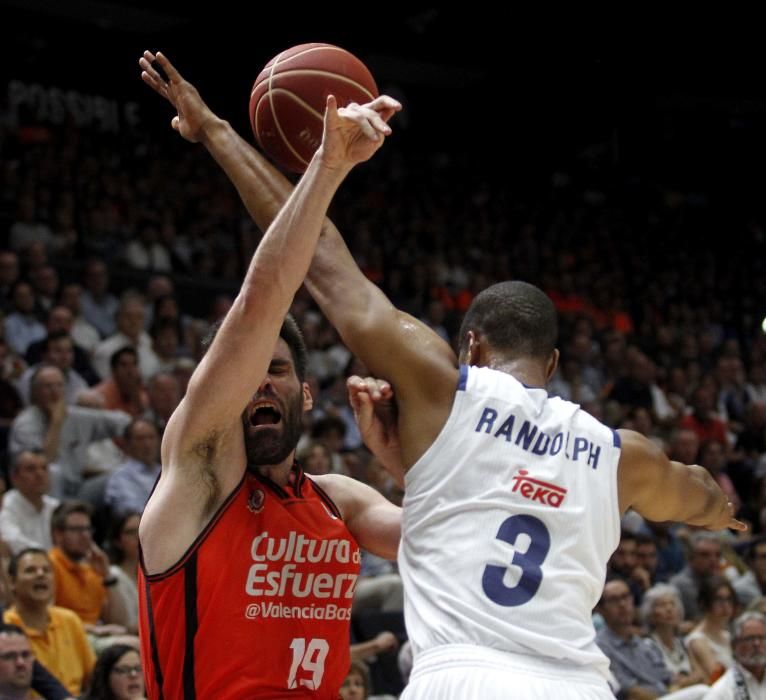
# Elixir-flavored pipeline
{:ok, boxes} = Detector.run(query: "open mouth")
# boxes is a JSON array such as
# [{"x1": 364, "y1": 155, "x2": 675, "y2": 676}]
[{"x1": 250, "y1": 405, "x2": 282, "y2": 427}]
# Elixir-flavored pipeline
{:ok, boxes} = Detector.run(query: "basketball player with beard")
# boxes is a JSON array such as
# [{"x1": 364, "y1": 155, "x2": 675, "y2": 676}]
[{"x1": 137, "y1": 52, "x2": 402, "y2": 699}]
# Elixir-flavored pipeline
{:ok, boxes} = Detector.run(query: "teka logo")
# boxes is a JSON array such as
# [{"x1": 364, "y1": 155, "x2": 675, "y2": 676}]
[
  {"x1": 510, "y1": 470, "x2": 567, "y2": 508},
  {"x1": 247, "y1": 489, "x2": 265, "y2": 514}
]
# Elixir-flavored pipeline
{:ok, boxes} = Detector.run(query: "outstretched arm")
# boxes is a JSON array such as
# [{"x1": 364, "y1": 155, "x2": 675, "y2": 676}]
[
  {"x1": 137, "y1": 52, "x2": 392, "y2": 572},
  {"x1": 617, "y1": 429, "x2": 746, "y2": 531},
  {"x1": 140, "y1": 51, "x2": 458, "y2": 470}
]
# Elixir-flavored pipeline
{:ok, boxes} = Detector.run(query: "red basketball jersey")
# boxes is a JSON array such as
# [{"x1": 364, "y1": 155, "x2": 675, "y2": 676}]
[{"x1": 138, "y1": 466, "x2": 360, "y2": 699}]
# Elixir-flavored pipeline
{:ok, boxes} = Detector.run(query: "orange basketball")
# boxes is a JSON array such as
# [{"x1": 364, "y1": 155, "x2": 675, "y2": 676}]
[{"x1": 249, "y1": 43, "x2": 379, "y2": 173}]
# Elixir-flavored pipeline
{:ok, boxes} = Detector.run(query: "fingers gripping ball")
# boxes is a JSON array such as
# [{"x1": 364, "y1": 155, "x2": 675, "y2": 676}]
[{"x1": 249, "y1": 43, "x2": 378, "y2": 173}]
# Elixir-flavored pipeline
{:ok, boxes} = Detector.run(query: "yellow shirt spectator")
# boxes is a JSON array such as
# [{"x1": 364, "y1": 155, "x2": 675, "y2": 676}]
[{"x1": 3, "y1": 605, "x2": 96, "y2": 695}]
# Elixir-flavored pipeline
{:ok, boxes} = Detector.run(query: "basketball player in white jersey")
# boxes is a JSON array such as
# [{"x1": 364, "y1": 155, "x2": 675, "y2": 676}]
[{"x1": 139, "y1": 53, "x2": 744, "y2": 699}]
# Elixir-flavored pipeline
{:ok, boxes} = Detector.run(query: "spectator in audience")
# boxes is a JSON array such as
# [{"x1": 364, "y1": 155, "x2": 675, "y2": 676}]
[
  {"x1": 58, "y1": 282, "x2": 100, "y2": 354},
  {"x1": 82, "y1": 347, "x2": 148, "y2": 417},
  {"x1": 641, "y1": 583, "x2": 706, "y2": 686},
  {"x1": 0, "y1": 621, "x2": 71, "y2": 700},
  {"x1": 685, "y1": 575, "x2": 736, "y2": 682},
  {"x1": 106, "y1": 512, "x2": 141, "y2": 635},
  {"x1": 104, "y1": 419, "x2": 160, "y2": 518},
  {"x1": 9, "y1": 365, "x2": 131, "y2": 497},
  {"x1": 92, "y1": 294, "x2": 159, "y2": 382},
  {"x1": 340, "y1": 659, "x2": 370, "y2": 700},
  {"x1": 8, "y1": 195, "x2": 54, "y2": 254},
  {"x1": 0, "y1": 251, "x2": 20, "y2": 313},
  {"x1": 734, "y1": 539, "x2": 766, "y2": 608},
  {"x1": 2, "y1": 548, "x2": 95, "y2": 696},
  {"x1": 25, "y1": 305, "x2": 98, "y2": 384},
  {"x1": 29, "y1": 266, "x2": 58, "y2": 315},
  {"x1": 704, "y1": 611, "x2": 766, "y2": 699},
  {"x1": 80, "y1": 259, "x2": 118, "y2": 339},
  {"x1": 671, "y1": 533, "x2": 723, "y2": 621},
  {"x1": 0, "y1": 451, "x2": 58, "y2": 554},
  {"x1": 142, "y1": 372, "x2": 180, "y2": 437},
  {"x1": 636, "y1": 533, "x2": 661, "y2": 585},
  {"x1": 681, "y1": 385, "x2": 729, "y2": 448},
  {"x1": 3, "y1": 281, "x2": 45, "y2": 356},
  {"x1": 16, "y1": 331, "x2": 89, "y2": 405},
  {"x1": 49, "y1": 501, "x2": 129, "y2": 630},
  {"x1": 699, "y1": 439, "x2": 740, "y2": 514},
  {"x1": 596, "y1": 578, "x2": 708, "y2": 698},
  {"x1": 82, "y1": 642, "x2": 145, "y2": 700},
  {"x1": 608, "y1": 530, "x2": 652, "y2": 602},
  {"x1": 0, "y1": 620, "x2": 34, "y2": 700}
]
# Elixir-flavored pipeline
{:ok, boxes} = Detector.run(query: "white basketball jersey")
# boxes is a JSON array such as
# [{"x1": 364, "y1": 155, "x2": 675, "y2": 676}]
[{"x1": 399, "y1": 365, "x2": 622, "y2": 680}]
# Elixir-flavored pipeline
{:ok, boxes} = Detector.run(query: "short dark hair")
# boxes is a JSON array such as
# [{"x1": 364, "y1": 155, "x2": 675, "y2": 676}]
[
  {"x1": 202, "y1": 313, "x2": 308, "y2": 382},
  {"x1": 8, "y1": 547, "x2": 49, "y2": 580},
  {"x1": 458, "y1": 281, "x2": 557, "y2": 361},
  {"x1": 51, "y1": 501, "x2": 92, "y2": 532},
  {"x1": 110, "y1": 345, "x2": 138, "y2": 370},
  {"x1": 0, "y1": 622, "x2": 25, "y2": 636},
  {"x1": 44, "y1": 329, "x2": 72, "y2": 351}
]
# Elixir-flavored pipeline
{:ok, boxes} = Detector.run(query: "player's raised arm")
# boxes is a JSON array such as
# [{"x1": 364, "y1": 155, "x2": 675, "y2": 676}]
[{"x1": 617, "y1": 428, "x2": 746, "y2": 531}]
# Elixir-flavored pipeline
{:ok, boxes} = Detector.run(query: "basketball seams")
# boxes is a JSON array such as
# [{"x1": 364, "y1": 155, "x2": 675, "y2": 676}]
[
  {"x1": 249, "y1": 43, "x2": 377, "y2": 172},
  {"x1": 265, "y1": 48, "x2": 304, "y2": 169}
]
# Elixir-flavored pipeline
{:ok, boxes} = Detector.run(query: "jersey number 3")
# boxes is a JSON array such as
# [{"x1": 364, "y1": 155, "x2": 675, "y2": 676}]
[{"x1": 482, "y1": 514, "x2": 551, "y2": 606}]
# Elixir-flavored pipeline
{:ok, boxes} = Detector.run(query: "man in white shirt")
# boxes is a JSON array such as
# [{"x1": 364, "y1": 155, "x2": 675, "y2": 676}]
[
  {"x1": 0, "y1": 451, "x2": 59, "y2": 553},
  {"x1": 705, "y1": 612, "x2": 766, "y2": 699}
]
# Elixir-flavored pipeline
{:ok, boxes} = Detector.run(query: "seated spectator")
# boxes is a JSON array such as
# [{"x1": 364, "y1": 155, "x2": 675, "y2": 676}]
[
  {"x1": 49, "y1": 501, "x2": 128, "y2": 630},
  {"x1": 9, "y1": 365, "x2": 131, "y2": 497},
  {"x1": 681, "y1": 384, "x2": 729, "y2": 448},
  {"x1": 685, "y1": 575, "x2": 736, "y2": 681},
  {"x1": 297, "y1": 440, "x2": 333, "y2": 476},
  {"x1": 24, "y1": 305, "x2": 98, "y2": 384},
  {"x1": 0, "y1": 620, "x2": 71, "y2": 700},
  {"x1": 106, "y1": 512, "x2": 141, "y2": 635},
  {"x1": 0, "y1": 451, "x2": 59, "y2": 554},
  {"x1": 2, "y1": 548, "x2": 95, "y2": 696},
  {"x1": 80, "y1": 259, "x2": 118, "y2": 340},
  {"x1": 340, "y1": 659, "x2": 370, "y2": 700},
  {"x1": 704, "y1": 611, "x2": 766, "y2": 699},
  {"x1": 92, "y1": 294, "x2": 159, "y2": 382},
  {"x1": 82, "y1": 643, "x2": 145, "y2": 700},
  {"x1": 57, "y1": 282, "x2": 100, "y2": 354},
  {"x1": 80, "y1": 347, "x2": 148, "y2": 417},
  {"x1": 670, "y1": 532, "x2": 723, "y2": 621},
  {"x1": 608, "y1": 530, "x2": 652, "y2": 603},
  {"x1": 142, "y1": 372, "x2": 180, "y2": 437},
  {"x1": 104, "y1": 419, "x2": 160, "y2": 518},
  {"x1": 3, "y1": 281, "x2": 45, "y2": 356},
  {"x1": 17, "y1": 330, "x2": 89, "y2": 405},
  {"x1": 734, "y1": 539, "x2": 766, "y2": 608},
  {"x1": 596, "y1": 579, "x2": 708, "y2": 698},
  {"x1": 641, "y1": 583, "x2": 706, "y2": 686},
  {"x1": 636, "y1": 533, "x2": 661, "y2": 586}
]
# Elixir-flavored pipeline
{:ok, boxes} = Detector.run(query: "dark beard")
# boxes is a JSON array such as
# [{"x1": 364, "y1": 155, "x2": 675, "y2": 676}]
[{"x1": 242, "y1": 394, "x2": 303, "y2": 468}]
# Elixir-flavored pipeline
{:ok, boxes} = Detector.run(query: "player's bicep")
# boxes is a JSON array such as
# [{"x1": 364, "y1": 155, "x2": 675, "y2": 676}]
[{"x1": 617, "y1": 429, "x2": 687, "y2": 519}]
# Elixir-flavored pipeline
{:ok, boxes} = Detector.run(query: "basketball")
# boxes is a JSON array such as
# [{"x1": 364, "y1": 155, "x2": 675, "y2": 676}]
[{"x1": 249, "y1": 43, "x2": 379, "y2": 173}]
